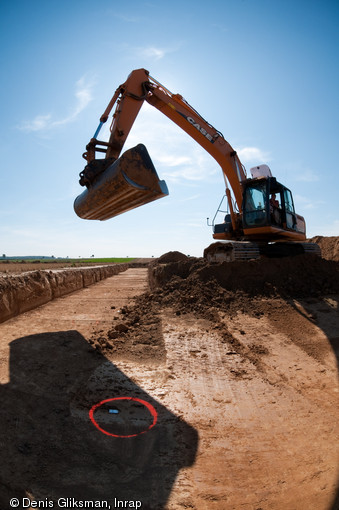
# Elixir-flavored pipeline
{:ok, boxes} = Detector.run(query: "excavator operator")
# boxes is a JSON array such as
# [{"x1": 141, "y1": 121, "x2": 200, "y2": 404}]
[
  {"x1": 270, "y1": 193, "x2": 279, "y2": 209},
  {"x1": 270, "y1": 193, "x2": 281, "y2": 225}
]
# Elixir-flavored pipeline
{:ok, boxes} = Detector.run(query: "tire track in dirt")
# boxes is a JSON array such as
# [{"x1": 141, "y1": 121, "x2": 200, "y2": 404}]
[
  {"x1": 154, "y1": 311, "x2": 339, "y2": 510},
  {"x1": 104, "y1": 302, "x2": 338, "y2": 509}
]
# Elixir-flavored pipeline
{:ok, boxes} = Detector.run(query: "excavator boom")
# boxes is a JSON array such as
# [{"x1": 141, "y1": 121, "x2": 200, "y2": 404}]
[
  {"x1": 74, "y1": 68, "x2": 314, "y2": 256},
  {"x1": 74, "y1": 69, "x2": 245, "y2": 226}
]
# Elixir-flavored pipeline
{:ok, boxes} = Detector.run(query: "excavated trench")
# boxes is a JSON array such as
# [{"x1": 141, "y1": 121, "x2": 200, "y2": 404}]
[
  {"x1": 0, "y1": 264, "x2": 129, "y2": 324},
  {"x1": 0, "y1": 240, "x2": 338, "y2": 509}
]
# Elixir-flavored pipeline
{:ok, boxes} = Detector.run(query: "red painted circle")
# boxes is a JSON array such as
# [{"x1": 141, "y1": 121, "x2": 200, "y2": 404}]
[{"x1": 89, "y1": 397, "x2": 158, "y2": 438}]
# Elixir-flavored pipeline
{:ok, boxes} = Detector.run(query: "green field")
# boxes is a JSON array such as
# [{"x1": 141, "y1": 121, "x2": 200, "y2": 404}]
[{"x1": 74, "y1": 257, "x2": 134, "y2": 263}]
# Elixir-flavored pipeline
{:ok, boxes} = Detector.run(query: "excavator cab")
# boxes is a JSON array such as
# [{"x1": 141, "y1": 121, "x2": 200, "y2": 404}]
[
  {"x1": 213, "y1": 176, "x2": 306, "y2": 242},
  {"x1": 242, "y1": 176, "x2": 306, "y2": 239},
  {"x1": 74, "y1": 144, "x2": 168, "y2": 220}
]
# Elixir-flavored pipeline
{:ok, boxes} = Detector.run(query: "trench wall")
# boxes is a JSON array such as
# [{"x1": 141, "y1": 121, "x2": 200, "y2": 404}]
[
  {"x1": 148, "y1": 255, "x2": 339, "y2": 297},
  {"x1": 0, "y1": 264, "x2": 129, "y2": 324}
]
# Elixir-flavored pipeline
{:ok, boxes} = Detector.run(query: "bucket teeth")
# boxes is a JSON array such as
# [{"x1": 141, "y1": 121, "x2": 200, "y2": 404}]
[{"x1": 74, "y1": 144, "x2": 168, "y2": 220}]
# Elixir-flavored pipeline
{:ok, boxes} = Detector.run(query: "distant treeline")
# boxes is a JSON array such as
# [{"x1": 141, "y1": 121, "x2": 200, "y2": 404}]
[{"x1": 1, "y1": 256, "x2": 57, "y2": 260}]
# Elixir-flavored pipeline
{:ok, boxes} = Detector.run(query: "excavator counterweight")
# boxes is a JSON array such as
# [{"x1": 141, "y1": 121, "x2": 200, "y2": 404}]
[{"x1": 74, "y1": 144, "x2": 168, "y2": 220}]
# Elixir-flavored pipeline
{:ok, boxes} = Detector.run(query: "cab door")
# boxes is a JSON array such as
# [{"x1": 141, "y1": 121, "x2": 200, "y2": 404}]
[
  {"x1": 242, "y1": 182, "x2": 269, "y2": 228},
  {"x1": 283, "y1": 189, "x2": 297, "y2": 230}
]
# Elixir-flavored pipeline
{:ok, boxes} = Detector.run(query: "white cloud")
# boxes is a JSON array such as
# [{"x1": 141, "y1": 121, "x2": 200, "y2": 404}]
[
  {"x1": 54, "y1": 76, "x2": 93, "y2": 125},
  {"x1": 307, "y1": 218, "x2": 339, "y2": 237},
  {"x1": 211, "y1": 23, "x2": 228, "y2": 33},
  {"x1": 1, "y1": 225, "x2": 46, "y2": 240},
  {"x1": 112, "y1": 12, "x2": 145, "y2": 23},
  {"x1": 139, "y1": 46, "x2": 166, "y2": 60},
  {"x1": 122, "y1": 105, "x2": 218, "y2": 182},
  {"x1": 18, "y1": 76, "x2": 94, "y2": 132},
  {"x1": 236, "y1": 146, "x2": 271, "y2": 165},
  {"x1": 160, "y1": 149, "x2": 217, "y2": 182},
  {"x1": 294, "y1": 169, "x2": 319, "y2": 182},
  {"x1": 154, "y1": 154, "x2": 191, "y2": 167},
  {"x1": 185, "y1": 221, "x2": 203, "y2": 228},
  {"x1": 321, "y1": 219, "x2": 339, "y2": 236},
  {"x1": 294, "y1": 194, "x2": 325, "y2": 210},
  {"x1": 178, "y1": 194, "x2": 201, "y2": 202},
  {"x1": 282, "y1": 161, "x2": 320, "y2": 183},
  {"x1": 20, "y1": 114, "x2": 52, "y2": 132},
  {"x1": 135, "y1": 43, "x2": 182, "y2": 61}
]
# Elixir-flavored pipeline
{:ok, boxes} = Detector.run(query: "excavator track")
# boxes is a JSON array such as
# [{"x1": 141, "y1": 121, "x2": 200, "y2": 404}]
[
  {"x1": 204, "y1": 241, "x2": 321, "y2": 262},
  {"x1": 204, "y1": 241, "x2": 261, "y2": 262},
  {"x1": 301, "y1": 242, "x2": 322, "y2": 256}
]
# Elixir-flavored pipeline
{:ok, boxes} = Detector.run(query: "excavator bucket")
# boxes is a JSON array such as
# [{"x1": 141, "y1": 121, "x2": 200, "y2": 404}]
[{"x1": 74, "y1": 144, "x2": 168, "y2": 220}]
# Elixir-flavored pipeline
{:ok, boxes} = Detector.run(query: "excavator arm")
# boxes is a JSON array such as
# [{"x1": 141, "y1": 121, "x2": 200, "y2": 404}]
[
  {"x1": 75, "y1": 69, "x2": 245, "y2": 229},
  {"x1": 74, "y1": 68, "x2": 311, "y2": 254}
]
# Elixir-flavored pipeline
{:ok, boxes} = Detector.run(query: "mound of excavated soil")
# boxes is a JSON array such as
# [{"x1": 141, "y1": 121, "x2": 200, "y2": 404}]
[
  {"x1": 309, "y1": 236, "x2": 339, "y2": 261},
  {"x1": 91, "y1": 251, "x2": 339, "y2": 357},
  {"x1": 149, "y1": 254, "x2": 339, "y2": 298},
  {"x1": 157, "y1": 251, "x2": 189, "y2": 263},
  {"x1": 89, "y1": 297, "x2": 165, "y2": 363}
]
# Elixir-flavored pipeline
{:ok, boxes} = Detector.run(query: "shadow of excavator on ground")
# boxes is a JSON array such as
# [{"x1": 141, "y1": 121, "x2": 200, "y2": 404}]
[{"x1": 0, "y1": 331, "x2": 198, "y2": 509}]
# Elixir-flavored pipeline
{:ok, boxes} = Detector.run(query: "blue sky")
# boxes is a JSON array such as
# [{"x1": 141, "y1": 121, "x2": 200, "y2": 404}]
[{"x1": 1, "y1": 0, "x2": 338, "y2": 257}]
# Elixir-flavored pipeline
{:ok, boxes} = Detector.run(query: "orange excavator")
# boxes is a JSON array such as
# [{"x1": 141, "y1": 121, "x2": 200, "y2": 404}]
[{"x1": 74, "y1": 68, "x2": 320, "y2": 260}]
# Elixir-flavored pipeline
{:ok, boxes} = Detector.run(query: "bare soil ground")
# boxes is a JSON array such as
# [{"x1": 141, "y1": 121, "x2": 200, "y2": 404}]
[{"x1": 0, "y1": 238, "x2": 338, "y2": 509}]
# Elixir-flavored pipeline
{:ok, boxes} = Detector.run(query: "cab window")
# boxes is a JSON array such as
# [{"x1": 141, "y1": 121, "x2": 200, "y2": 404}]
[
  {"x1": 243, "y1": 184, "x2": 267, "y2": 226},
  {"x1": 284, "y1": 189, "x2": 295, "y2": 213},
  {"x1": 245, "y1": 185, "x2": 266, "y2": 211}
]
